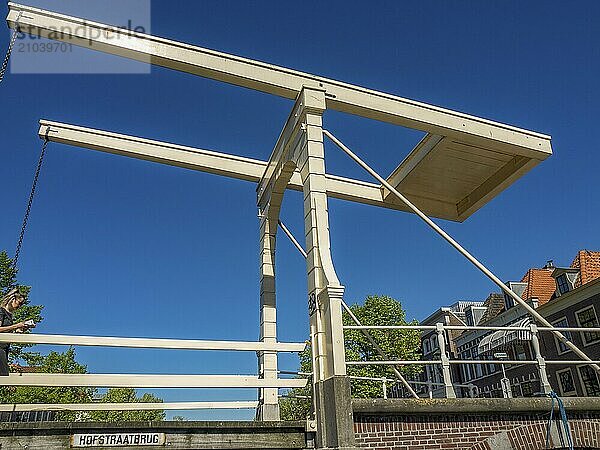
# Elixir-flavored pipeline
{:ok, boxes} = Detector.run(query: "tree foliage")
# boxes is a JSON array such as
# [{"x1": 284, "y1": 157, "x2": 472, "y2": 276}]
[
  {"x1": 0, "y1": 251, "x2": 165, "y2": 421},
  {"x1": 344, "y1": 295, "x2": 422, "y2": 398},
  {"x1": 280, "y1": 295, "x2": 421, "y2": 420},
  {"x1": 89, "y1": 388, "x2": 165, "y2": 422},
  {"x1": 0, "y1": 251, "x2": 44, "y2": 362},
  {"x1": 0, "y1": 347, "x2": 92, "y2": 421}
]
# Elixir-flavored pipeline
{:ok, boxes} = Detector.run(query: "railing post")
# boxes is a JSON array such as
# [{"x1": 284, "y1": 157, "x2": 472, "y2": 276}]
[
  {"x1": 530, "y1": 323, "x2": 552, "y2": 394},
  {"x1": 436, "y1": 323, "x2": 456, "y2": 399},
  {"x1": 382, "y1": 378, "x2": 387, "y2": 399}
]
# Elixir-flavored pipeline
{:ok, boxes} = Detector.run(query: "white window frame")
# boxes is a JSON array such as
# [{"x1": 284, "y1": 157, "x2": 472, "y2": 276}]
[
  {"x1": 556, "y1": 368, "x2": 577, "y2": 396},
  {"x1": 575, "y1": 305, "x2": 600, "y2": 346},
  {"x1": 552, "y1": 317, "x2": 572, "y2": 355}
]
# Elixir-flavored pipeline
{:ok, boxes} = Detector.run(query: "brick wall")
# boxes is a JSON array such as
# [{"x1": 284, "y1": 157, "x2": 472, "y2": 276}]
[{"x1": 353, "y1": 398, "x2": 600, "y2": 450}]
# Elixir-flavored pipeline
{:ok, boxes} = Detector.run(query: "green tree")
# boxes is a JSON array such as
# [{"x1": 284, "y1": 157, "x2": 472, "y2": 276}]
[
  {"x1": 280, "y1": 295, "x2": 421, "y2": 420},
  {"x1": 0, "y1": 251, "x2": 17, "y2": 294},
  {"x1": 0, "y1": 348, "x2": 93, "y2": 421},
  {"x1": 89, "y1": 388, "x2": 165, "y2": 422},
  {"x1": 0, "y1": 251, "x2": 44, "y2": 362}
]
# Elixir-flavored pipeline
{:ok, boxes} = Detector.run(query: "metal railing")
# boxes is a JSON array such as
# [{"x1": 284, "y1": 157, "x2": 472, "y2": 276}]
[
  {"x1": 278, "y1": 370, "x2": 479, "y2": 400},
  {"x1": 345, "y1": 375, "x2": 477, "y2": 399},
  {"x1": 343, "y1": 322, "x2": 600, "y2": 399},
  {"x1": 0, "y1": 332, "x2": 306, "y2": 412}
]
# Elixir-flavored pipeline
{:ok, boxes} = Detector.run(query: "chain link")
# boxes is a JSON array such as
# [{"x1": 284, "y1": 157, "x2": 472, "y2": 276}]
[
  {"x1": 0, "y1": 12, "x2": 22, "y2": 85},
  {"x1": 13, "y1": 139, "x2": 49, "y2": 271}
]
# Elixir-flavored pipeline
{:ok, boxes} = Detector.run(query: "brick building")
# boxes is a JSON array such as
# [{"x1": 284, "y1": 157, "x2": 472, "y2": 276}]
[
  {"x1": 416, "y1": 301, "x2": 485, "y2": 397},
  {"x1": 422, "y1": 250, "x2": 600, "y2": 398},
  {"x1": 538, "y1": 251, "x2": 600, "y2": 397}
]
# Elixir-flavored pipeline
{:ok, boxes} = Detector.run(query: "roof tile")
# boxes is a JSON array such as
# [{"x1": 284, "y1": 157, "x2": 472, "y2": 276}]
[
  {"x1": 570, "y1": 250, "x2": 600, "y2": 287},
  {"x1": 479, "y1": 293, "x2": 505, "y2": 323},
  {"x1": 520, "y1": 268, "x2": 555, "y2": 306}
]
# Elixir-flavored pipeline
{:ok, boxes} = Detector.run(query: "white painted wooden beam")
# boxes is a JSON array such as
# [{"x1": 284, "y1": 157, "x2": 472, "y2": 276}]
[
  {"x1": 0, "y1": 332, "x2": 305, "y2": 352},
  {"x1": 38, "y1": 120, "x2": 267, "y2": 182},
  {"x1": 4, "y1": 374, "x2": 308, "y2": 388},
  {"x1": 9, "y1": 3, "x2": 552, "y2": 158},
  {"x1": 0, "y1": 401, "x2": 259, "y2": 412},
  {"x1": 39, "y1": 120, "x2": 459, "y2": 219}
]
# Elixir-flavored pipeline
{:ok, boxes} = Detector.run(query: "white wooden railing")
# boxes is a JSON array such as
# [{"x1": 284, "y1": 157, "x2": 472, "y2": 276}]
[{"x1": 0, "y1": 333, "x2": 306, "y2": 412}]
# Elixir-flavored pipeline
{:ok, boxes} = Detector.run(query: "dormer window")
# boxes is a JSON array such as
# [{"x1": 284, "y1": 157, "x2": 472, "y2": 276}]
[
  {"x1": 503, "y1": 293, "x2": 514, "y2": 310},
  {"x1": 465, "y1": 305, "x2": 487, "y2": 326},
  {"x1": 556, "y1": 274, "x2": 570, "y2": 295},
  {"x1": 552, "y1": 268, "x2": 579, "y2": 296},
  {"x1": 503, "y1": 282, "x2": 527, "y2": 310}
]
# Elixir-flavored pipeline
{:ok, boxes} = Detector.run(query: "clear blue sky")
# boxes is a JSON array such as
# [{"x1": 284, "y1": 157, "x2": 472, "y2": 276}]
[{"x1": 1, "y1": 1, "x2": 598, "y2": 419}]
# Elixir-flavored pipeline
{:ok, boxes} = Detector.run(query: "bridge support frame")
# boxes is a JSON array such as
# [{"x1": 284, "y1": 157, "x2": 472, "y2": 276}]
[{"x1": 256, "y1": 87, "x2": 356, "y2": 448}]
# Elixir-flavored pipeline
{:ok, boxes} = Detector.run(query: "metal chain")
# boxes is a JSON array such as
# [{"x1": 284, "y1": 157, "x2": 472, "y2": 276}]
[
  {"x1": 13, "y1": 139, "x2": 49, "y2": 270},
  {"x1": 0, "y1": 12, "x2": 22, "y2": 84}
]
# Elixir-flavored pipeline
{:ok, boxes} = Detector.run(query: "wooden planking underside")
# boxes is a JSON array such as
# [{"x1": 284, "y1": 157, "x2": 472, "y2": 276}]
[{"x1": 390, "y1": 136, "x2": 531, "y2": 208}]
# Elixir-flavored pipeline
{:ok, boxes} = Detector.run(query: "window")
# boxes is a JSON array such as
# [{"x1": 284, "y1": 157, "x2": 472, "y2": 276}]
[
  {"x1": 423, "y1": 339, "x2": 431, "y2": 355},
  {"x1": 460, "y1": 365, "x2": 468, "y2": 383},
  {"x1": 504, "y1": 293, "x2": 515, "y2": 311},
  {"x1": 521, "y1": 381, "x2": 533, "y2": 397},
  {"x1": 556, "y1": 274, "x2": 570, "y2": 295},
  {"x1": 467, "y1": 364, "x2": 475, "y2": 382},
  {"x1": 503, "y1": 282, "x2": 527, "y2": 310},
  {"x1": 475, "y1": 364, "x2": 483, "y2": 378},
  {"x1": 552, "y1": 317, "x2": 573, "y2": 354},
  {"x1": 481, "y1": 361, "x2": 489, "y2": 376},
  {"x1": 434, "y1": 366, "x2": 442, "y2": 384},
  {"x1": 431, "y1": 335, "x2": 438, "y2": 351},
  {"x1": 575, "y1": 306, "x2": 600, "y2": 345},
  {"x1": 514, "y1": 344, "x2": 528, "y2": 361},
  {"x1": 556, "y1": 368, "x2": 577, "y2": 396},
  {"x1": 578, "y1": 366, "x2": 600, "y2": 397},
  {"x1": 492, "y1": 388, "x2": 504, "y2": 398},
  {"x1": 511, "y1": 384, "x2": 522, "y2": 398}
]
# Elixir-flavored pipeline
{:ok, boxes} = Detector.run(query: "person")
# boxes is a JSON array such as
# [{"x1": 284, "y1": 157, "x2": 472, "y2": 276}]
[{"x1": 0, "y1": 288, "x2": 35, "y2": 376}]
